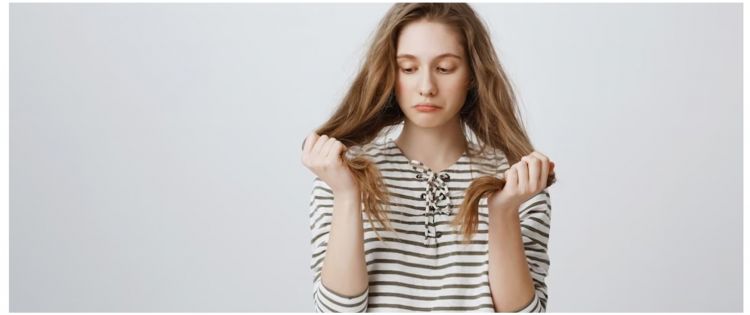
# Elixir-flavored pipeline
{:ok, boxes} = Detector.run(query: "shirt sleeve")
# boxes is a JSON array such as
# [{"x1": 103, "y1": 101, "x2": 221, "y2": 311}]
[
  {"x1": 309, "y1": 177, "x2": 369, "y2": 312},
  {"x1": 511, "y1": 188, "x2": 552, "y2": 312}
]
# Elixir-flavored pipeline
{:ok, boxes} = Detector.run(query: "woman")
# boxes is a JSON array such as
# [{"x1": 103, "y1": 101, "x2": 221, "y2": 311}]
[{"x1": 301, "y1": 3, "x2": 557, "y2": 312}]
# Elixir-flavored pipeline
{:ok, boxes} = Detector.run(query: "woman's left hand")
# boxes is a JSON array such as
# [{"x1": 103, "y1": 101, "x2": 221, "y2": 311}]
[{"x1": 488, "y1": 151, "x2": 555, "y2": 215}]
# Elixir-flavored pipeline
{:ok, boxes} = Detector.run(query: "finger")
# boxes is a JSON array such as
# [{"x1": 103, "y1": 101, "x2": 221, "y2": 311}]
[
  {"x1": 523, "y1": 156, "x2": 541, "y2": 191},
  {"x1": 530, "y1": 151, "x2": 551, "y2": 175},
  {"x1": 504, "y1": 167, "x2": 517, "y2": 190},
  {"x1": 517, "y1": 159, "x2": 528, "y2": 193},
  {"x1": 324, "y1": 138, "x2": 342, "y2": 160},
  {"x1": 532, "y1": 155, "x2": 545, "y2": 188},
  {"x1": 335, "y1": 141, "x2": 349, "y2": 161},
  {"x1": 549, "y1": 160, "x2": 556, "y2": 174},
  {"x1": 537, "y1": 156, "x2": 549, "y2": 188},
  {"x1": 303, "y1": 132, "x2": 318, "y2": 153},
  {"x1": 530, "y1": 151, "x2": 552, "y2": 186},
  {"x1": 311, "y1": 134, "x2": 329, "y2": 155},
  {"x1": 321, "y1": 137, "x2": 337, "y2": 159}
]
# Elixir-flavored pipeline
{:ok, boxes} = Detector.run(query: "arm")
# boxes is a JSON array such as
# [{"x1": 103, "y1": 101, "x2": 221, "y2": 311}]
[
  {"x1": 309, "y1": 177, "x2": 369, "y2": 312},
  {"x1": 488, "y1": 189, "x2": 551, "y2": 312}
]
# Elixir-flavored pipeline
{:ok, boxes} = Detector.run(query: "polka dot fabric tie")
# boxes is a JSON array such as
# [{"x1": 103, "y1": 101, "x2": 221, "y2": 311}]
[{"x1": 409, "y1": 160, "x2": 453, "y2": 246}]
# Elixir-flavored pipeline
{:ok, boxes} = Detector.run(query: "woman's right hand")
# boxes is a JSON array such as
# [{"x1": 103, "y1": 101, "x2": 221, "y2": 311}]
[{"x1": 301, "y1": 132, "x2": 359, "y2": 196}]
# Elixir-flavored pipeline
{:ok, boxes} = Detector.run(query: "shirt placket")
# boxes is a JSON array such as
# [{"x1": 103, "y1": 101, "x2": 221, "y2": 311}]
[{"x1": 410, "y1": 161, "x2": 453, "y2": 247}]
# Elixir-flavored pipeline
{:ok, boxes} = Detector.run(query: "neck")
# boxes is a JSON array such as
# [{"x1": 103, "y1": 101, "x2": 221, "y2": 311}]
[{"x1": 395, "y1": 117, "x2": 468, "y2": 171}]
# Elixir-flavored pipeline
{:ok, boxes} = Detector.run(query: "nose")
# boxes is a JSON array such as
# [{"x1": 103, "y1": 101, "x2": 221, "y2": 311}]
[{"x1": 418, "y1": 71, "x2": 436, "y2": 97}]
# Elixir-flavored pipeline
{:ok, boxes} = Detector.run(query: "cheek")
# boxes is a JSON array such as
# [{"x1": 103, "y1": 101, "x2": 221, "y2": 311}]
[
  {"x1": 395, "y1": 81, "x2": 404, "y2": 93},
  {"x1": 447, "y1": 72, "x2": 470, "y2": 89},
  {"x1": 395, "y1": 81, "x2": 410, "y2": 100},
  {"x1": 394, "y1": 82, "x2": 409, "y2": 109},
  {"x1": 444, "y1": 79, "x2": 469, "y2": 98},
  {"x1": 396, "y1": 77, "x2": 410, "y2": 91}
]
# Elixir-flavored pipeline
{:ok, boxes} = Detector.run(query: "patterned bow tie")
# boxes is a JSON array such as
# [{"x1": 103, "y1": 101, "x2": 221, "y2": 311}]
[{"x1": 409, "y1": 160, "x2": 453, "y2": 245}]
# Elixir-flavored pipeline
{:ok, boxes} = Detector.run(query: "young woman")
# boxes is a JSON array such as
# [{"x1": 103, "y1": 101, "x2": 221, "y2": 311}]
[{"x1": 301, "y1": 3, "x2": 557, "y2": 312}]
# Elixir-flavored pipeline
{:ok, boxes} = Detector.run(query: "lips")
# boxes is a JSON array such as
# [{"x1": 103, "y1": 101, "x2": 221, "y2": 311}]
[
  {"x1": 415, "y1": 104, "x2": 441, "y2": 112},
  {"x1": 415, "y1": 103, "x2": 440, "y2": 108}
]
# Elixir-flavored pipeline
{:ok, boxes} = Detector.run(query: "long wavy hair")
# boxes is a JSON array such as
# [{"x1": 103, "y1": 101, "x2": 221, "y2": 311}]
[{"x1": 304, "y1": 3, "x2": 557, "y2": 243}]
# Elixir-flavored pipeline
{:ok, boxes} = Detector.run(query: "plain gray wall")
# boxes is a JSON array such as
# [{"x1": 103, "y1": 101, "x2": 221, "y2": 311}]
[{"x1": 10, "y1": 3, "x2": 742, "y2": 312}]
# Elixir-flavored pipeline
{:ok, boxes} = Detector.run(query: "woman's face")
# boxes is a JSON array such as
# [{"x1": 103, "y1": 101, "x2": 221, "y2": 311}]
[{"x1": 395, "y1": 20, "x2": 472, "y2": 128}]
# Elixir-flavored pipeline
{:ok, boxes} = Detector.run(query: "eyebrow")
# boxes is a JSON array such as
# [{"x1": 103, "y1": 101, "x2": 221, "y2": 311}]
[{"x1": 396, "y1": 53, "x2": 463, "y2": 61}]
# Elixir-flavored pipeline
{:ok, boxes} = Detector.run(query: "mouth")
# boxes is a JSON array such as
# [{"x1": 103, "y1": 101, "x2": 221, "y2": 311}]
[{"x1": 414, "y1": 104, "x2": 442, "y2": 112}]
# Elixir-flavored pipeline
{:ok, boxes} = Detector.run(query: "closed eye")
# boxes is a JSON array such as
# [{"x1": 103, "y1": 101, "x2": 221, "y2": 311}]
[{"x1": 400, "y1": 67, "x2": 453, "y2": 74}]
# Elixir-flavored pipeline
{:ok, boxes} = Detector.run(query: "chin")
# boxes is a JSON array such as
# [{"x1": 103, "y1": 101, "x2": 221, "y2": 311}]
[{"x1": 406, "y1": 115, "x2": 451, "y2": 129}]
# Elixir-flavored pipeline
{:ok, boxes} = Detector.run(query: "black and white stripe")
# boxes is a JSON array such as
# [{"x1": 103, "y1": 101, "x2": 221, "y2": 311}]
[{"x1": 309, "y1": 139, "x2": 551, "y2": 312}]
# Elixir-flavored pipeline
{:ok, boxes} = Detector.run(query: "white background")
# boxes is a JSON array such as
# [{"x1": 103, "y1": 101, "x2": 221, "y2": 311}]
[{"x1": 9, "y1": 3, "x2": 742, "y2": 312}]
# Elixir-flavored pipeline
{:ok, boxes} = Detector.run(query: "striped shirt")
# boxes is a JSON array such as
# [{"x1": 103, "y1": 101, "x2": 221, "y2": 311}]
[{"x1": 309, "y1": 138, "x2": 552, "y2": 312}]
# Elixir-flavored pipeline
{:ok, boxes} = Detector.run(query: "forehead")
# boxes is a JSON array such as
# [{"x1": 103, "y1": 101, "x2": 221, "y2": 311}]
[{"x1": 396, "y1": 20, "x2": 464, "y2": 60}]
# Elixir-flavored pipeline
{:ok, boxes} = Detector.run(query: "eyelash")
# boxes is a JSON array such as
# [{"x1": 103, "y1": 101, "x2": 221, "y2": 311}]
[{"x1": 401, "y1": 67, "x2": 452, "y2": 74}]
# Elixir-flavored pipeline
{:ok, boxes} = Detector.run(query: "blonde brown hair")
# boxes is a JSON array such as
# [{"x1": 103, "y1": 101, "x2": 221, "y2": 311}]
[{"x1": 305, "y1": 3, "x2": 557, "y2": 243}]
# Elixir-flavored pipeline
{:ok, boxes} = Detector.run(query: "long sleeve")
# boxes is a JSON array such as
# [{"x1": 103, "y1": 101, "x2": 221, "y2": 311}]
[
  {"x1": 512, "y1": 188, "x2": 552, "y2": 312},
  {"x1": 309, "y1": 177, "x2": 369, "y2": 312}
]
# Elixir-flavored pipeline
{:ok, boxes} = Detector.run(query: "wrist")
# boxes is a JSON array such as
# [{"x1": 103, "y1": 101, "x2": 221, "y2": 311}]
[
  {"x1": 333, "y1": 190, "x2": 361, "y2": 202},
  {"x1": 489, "y1": 199, "x2": 520, "y2": 218},
  {"x1": 332, "y1": 191, "x2": 362, "y2": 216}
]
